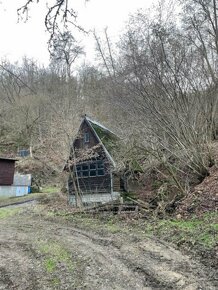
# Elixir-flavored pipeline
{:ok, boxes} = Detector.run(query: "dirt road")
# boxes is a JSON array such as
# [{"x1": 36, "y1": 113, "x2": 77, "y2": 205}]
[{"x1": 0, "y1": 203, "x2": 217, "y2": 290}]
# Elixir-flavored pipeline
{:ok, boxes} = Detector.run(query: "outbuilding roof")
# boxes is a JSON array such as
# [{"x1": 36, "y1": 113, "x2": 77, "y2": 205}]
[{"x1": 0, "y1": 157, "x2": 18, "y2": 161}]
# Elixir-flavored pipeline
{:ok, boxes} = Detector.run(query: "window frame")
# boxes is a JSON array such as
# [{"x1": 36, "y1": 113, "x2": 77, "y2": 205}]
[
  {"x1": 84, "y1": 132, "x2": 90, "y2": 143},
  {"x1": 75, "y1": 161, "x2": 105, "y2": 178}
]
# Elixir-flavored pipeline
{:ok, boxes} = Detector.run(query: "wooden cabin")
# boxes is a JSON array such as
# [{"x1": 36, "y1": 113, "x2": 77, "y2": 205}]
[
  {"x1": 0, "y1": 157, "x2": 17, "y2": 186},
  {"x1": 66, "y1": 116, "x2": 122, "y2": 206}
]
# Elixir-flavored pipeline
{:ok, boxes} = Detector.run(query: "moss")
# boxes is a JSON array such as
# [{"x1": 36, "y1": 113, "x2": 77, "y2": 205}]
[{"x1": 92, "y1": 124, "x2": 118, "y2": 154}]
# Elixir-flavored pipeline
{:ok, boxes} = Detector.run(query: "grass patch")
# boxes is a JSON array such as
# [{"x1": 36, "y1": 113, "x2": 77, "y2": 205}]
[
  {"x1": 0, "y1": 192, "x2": 47, "y2": 207},
  {"x1": 66, "y1": 213, "x2": 139, "y2": 239},
  {"x1": 145, "y1": 212, "x2": 218, "y2": 249},
  {"x1": 41, "y1": 187, "x2": 59, "y2": 194},
  {"x1": 45, "y1": 258, "x2": 56, "y2": 273},
  {"x1": 38, "y1": 241, "x2": 73, "y2": 274},
  {"x1": 0, "y1": 208, "x2": 21, "y2": 219},
  {"x1": 106, "y1": 220, "x2": 121, "y2": 233},
  {"x1": 37, "y1": 239, "x2": 87, "y2": 288},
  {"x1": 64, "y1": 210, "x2": 217, "y2": 250},
  {"x1": 51, "y1": 277, "x2": 61, "y2": 286}
]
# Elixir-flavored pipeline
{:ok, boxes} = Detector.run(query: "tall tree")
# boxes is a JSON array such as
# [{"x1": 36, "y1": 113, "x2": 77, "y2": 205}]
[{"x1": 50, "y1": 31, "x2": 84, "y2": 80}]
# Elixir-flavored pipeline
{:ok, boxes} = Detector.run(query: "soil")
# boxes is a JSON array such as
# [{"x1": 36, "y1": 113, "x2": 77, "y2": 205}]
[
  {"x1": 177, "y1": 165, "x2": 218, "y2": 216},
  {"x1": 0, "y1": 202, "x2": 217, "y2": 290}
]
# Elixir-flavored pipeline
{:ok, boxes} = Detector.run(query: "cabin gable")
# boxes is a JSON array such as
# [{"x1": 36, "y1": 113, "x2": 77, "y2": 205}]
[
  {"x1": 67, "y1": 116, "x2": 121, "y2": 206},
  {"x1": 74, "y1": 119, "x2": 100, "y2": 151}
]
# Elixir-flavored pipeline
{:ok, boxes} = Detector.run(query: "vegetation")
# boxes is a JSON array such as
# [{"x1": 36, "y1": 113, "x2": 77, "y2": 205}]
[
  {"x1": 63, "y1": 210, "x2": 218, "y2": 262},
  {"x1": 0, "y1": 193, "x2": 48, "y2": 208},
  {"x1": 36, "y1": 238, "x2": 87, "y2": 288},
  {"x1": 0, "y1": 1, "x2": 217, "y2": 288},
  {"x1": 1, "y1": 0, "x2": 218, "y2": 211},
  {"x1": 0, "y1": 208, "x2": 21, "y2": 219},
  {"x1": 143, "y1": 212, "x2": 218, "y2": 249},
  {"x1": 38, "y1": 241, "x2": 72, "y2": 273},
  {"x1": 40, "y1": 186, "x2": 59, "y2": 194}
]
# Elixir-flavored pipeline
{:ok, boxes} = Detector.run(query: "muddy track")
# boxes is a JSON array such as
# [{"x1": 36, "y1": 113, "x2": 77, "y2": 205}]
[{"x1": 0, "y1": 204, "x2": 217, "y2": 290}]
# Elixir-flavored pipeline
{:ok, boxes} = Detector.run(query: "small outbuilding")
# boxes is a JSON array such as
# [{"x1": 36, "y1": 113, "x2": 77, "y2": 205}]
[
  {"x1": 0, "y1": 157, "x2": 17, "y2": 186},
  {"x1": 0, "y1": 157, "x2": 31, "y2": 197},
  {"x1": 65, "y1": 116, "x2": 124, "y2": 206}
]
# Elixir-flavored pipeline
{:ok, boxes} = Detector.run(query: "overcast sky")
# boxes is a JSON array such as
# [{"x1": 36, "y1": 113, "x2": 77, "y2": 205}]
[{"x1": 0, "y1": 0, "x2": 154, "y2": 66}]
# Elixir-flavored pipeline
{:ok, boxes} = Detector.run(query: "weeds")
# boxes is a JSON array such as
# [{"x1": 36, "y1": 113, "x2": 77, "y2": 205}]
[
  {"x1": 37, "y1": 239, "x2": 86, "y2": 288},
  {"x1": 38, "y1": 241, "x2": 73, "y2": 273},
  {"x1": 45, "y1": 258, "x2": 56, "y2": 273},
  {"x1": 146, "y1": 212, "x2": 218, "y2": 249},
  {"x1": 0, "y1": 208, "x2": 21, "y2": 219},
  {"x1": 66, "y1": 210, "x2": 217, "y2": 251}
]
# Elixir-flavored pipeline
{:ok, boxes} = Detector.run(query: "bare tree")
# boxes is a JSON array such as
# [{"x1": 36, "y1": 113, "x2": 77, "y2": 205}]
[
  {"x1": 181, "y1": 0, "x2": 218, "y2": 138},
  {"x1": 94, "y1": 3, "x2": 217, "y2": 198},
  {"x1": 50, "y1": 30, "x2": 84, "y2": 80}
]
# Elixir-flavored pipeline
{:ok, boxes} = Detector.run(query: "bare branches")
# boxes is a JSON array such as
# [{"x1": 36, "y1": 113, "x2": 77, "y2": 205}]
[
  {"x1": 93, "y1": 3, "x2": 218, "y2": 195},
  {"x1": 17, "y1": 0, "x2": 37, "y2": 19},
  {"x1": 50, "y1": 30, "x2": 84, "y2": 79},
  {"x1": 17, "y1": 0, "x2": 88, "y2": 45},
  {"x1": 0, "y1": 64, "x2": 36, "y2": 95}
]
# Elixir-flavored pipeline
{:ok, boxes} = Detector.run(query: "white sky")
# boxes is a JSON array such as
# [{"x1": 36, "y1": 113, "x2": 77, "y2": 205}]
[{"x1": 0, "y1": 0, "x2": 154, "y2": 66}]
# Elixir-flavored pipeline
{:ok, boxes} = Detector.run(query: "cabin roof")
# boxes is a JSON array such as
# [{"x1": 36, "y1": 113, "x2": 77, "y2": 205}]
[
  {"x1": 84, "y1": 116, "x2": 118, "y2": 167},
  {"x1": 85, "y1": 116, "x2": 116, "y2": 136},
  {"x1": 0, "y1": 157, "x2": 17, "y2": 162},
  {"x1": 70, "y1": 116, "x2": 120, "y2": 168},
  {"x1": 64, "y1": 116, "x2": 121, "y2": 171}
]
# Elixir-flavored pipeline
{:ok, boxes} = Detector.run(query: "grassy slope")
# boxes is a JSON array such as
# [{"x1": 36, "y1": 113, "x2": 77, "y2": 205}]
[
  {"x1": 0, "y1": 185, "x2": 59, "y2": 207},
  {"x1": 56, "y1": 209, "x2": 217, "y2": 269}
]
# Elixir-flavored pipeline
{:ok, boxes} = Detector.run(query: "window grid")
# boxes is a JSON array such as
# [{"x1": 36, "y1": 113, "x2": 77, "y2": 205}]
[{"x1": 76, "y1": 161, "x2": 105, "y2": 178}]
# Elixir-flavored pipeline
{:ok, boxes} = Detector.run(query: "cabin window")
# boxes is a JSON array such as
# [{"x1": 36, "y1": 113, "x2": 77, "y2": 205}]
[
  {"x1": 75, "y1": 161, "x2": 105, "y2": 178},
  {"x1": 90, "y1": 170, "x2": 97, "y2": 176},
  {"x1": 84, "y1": 132, "x2": 90, "y2": 143},
  {"x1": 97, "y1": 161, "x2": 104, "y2": 176}
]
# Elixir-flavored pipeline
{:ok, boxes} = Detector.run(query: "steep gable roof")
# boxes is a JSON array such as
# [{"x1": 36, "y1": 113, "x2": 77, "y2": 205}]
[
  {"x1": 64, "y1": 116, "x2": 122, "y2": 172},
  {"x1": 84, "y1": 116, "x2": 118, "y2": 167},
  {"x1": 72, "y1": 116, "x2": 119, "y2": 168}
]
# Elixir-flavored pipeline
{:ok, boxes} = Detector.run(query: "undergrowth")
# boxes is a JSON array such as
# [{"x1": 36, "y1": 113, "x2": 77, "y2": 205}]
[
  {"x1": 65, "y1": 210, "x2": 218, "y2": 251},
  {"x1": 143, "y1": 212, "x2": 218, "y2": 249}
]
